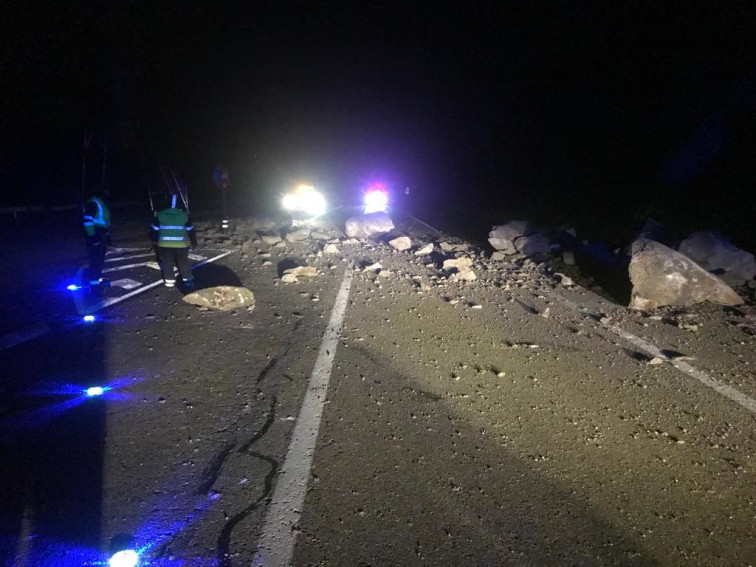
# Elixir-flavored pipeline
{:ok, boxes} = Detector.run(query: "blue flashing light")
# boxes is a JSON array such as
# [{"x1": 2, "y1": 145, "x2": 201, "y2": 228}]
[
  {"x1": 67, "y1": 284, "x2": 82, "y2": 291},
  {"x1": 83, "y1": 315, "x2": 96, "y2": 323},
  {"x1": 85, "y1": 386, "x2": 105, "y2": 397},
  {"x1": 109, "y1": 549, "x2": 140, "y2": 567}
]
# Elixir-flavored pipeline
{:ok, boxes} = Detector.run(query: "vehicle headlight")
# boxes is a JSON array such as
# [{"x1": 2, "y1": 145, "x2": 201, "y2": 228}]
[
  {"x1": 363, "y1": 188, "x2": 389, "y2": 214},
  {"x1": 282, "y1": 185, "x2": 326, "y2": 217}
]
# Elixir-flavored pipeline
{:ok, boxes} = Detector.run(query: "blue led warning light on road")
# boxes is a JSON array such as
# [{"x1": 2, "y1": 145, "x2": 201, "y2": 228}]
[
  {"x1": 67, "y1": 283, "x2": 82, "y2": 291},
  {"x1": 85, "y1": 386, "x2": 105, "y2": 397},
  {"x1": 83, "y1": 315, "x2": 96, "y2": 323},
  {"x1": 109, "y1": 549, "x2": 139, "y2": 567}
]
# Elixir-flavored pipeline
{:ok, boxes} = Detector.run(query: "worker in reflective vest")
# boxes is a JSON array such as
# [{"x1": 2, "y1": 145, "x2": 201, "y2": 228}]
[
  {"x1": 150, "y1": 194, "x2": 198, "y2": 289},
  {"x1": 82, "y1": 192, "x2": 111, "y2": 286}
]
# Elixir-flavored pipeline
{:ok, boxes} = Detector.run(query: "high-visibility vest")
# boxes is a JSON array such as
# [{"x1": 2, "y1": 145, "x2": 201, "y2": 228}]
[
  {"x1": 83, "y1": 196, "x2": 110, "y2": 236},
  {"x1": 155, "y1": 207, "x2": 191, "y2": 248}
]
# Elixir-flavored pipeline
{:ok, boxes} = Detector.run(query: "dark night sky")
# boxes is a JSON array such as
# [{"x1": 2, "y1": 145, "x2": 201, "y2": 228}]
[{"x1": 2, "y1": 2, "x2": 755, "y2": 245}]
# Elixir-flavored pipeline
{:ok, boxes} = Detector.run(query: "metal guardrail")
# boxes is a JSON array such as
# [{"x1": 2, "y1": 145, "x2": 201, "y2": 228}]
[{"x1": 0, "y1": 202, "x2": 146, "y2": 216}]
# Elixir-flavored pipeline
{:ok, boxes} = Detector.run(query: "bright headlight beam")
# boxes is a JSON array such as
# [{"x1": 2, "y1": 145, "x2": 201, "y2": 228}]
[
  {"x1": 282, "y1": 185, "x2": 326, "y2": 218},
  {"x1": 363, "y1": 189, "x2": 389, "y2": 214}
]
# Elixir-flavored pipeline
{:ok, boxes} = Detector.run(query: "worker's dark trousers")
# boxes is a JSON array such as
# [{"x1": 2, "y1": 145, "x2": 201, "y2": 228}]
[
  {"x1": 85, "y1": 240, "x2": 107, "y2": 283},
  {"x1": 158, "y1": 246, "x2": 192, "y2": 286}
]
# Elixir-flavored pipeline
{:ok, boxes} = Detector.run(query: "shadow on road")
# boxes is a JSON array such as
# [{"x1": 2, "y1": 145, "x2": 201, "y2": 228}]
[
  {"x1": 295, "y1": 343, "x2": 661, "y2": 566},
  {"x1": 0, "y1": 308, "x2": 108, "y2": 565}
]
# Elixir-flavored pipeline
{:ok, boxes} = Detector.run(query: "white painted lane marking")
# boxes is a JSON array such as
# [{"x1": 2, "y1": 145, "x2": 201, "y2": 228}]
[
  {"x1": 605, "y1": 320, "x2": 756, "y2": 415},
  {"x1": 110, "y1": 278, "x2": 142, "y2": 290},
  {"x1": 105, "y1": 252, "x2": 155, "y2": 263},
  {"x1": 404, "y1": 212, "x2": 443, "y2": 235},
  {"x1": 106, "y1": 247, "x2": 145, "y2": 255},
  {"x1": 0, "y1": 322, "x2": 50, "y2": 351},
  {"x1": 557, "y1": 295, "x2": 756, "y2": 416},
  {"x1": 252, "y1": 265, "x2": 354, "y2": 567},
  {"x1": 102, "y1": 260, "x2": 161, "y2": 273}
]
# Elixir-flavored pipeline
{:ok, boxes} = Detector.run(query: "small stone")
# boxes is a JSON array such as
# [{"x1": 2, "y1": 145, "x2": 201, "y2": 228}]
[
  {"x1": 389, "y1": 236, "x2": 412, "y2": 251},
  {"x1": 648, "y1": 357, "x2": 664, "y2": 365},
  {"x1": 414, "y1": 243, "x2": 434, "y2": 256}
]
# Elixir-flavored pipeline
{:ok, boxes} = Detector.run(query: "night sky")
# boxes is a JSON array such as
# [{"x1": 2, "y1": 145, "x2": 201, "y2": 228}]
[{"x1": 2, "y1": 2, "x2": 755, "y2": 246}]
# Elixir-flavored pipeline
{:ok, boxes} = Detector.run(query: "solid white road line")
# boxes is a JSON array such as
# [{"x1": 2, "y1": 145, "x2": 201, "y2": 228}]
[
  {"x1": 558, "y1": 295, "x2": 756, "y2": 416},
  {"x1": 102, "y1": 260, "x2": 161, "y2": 273},
  {"x1": 252, "y1": 265, "x2": 354, "y2": 567},
  {"x1": 403, "y1": 212, "x2": 443, "y2": 235},
  {"x1": 0, "y1": 322, "x2": 51, "y2": 351},
  {"x1": 105, "y1": 252, "x2": 155, "y2": 263},
  {"x1": 605, "y1": 319, "x2": 756, "y2": 415}
]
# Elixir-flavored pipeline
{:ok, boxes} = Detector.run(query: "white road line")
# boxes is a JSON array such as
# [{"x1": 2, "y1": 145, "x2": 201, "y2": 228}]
[
  {"x1": 404, "y1": 212, "x2": 443, "y2": 235},
  {"x1": 252, "y1": 265, "x2": 354, "y2": 567},
  {"x1": 105, "y1": 252, "x2": 155, "y2": 263},
  {"x1": 106, "y1": 247, "x2": 145, "y2": 254},
  {"x1": 605, "y1": 320, "x2": 756, "y2": 415},
  {"x1": 0, "y1": 322, "x2": 50, "y2": 351},
  {"x1": 102, "y1": 260, "x2": 161, "y2": 273},
  {"x1": 558, "y1": 295, "x2": 756, "y2": 416}
]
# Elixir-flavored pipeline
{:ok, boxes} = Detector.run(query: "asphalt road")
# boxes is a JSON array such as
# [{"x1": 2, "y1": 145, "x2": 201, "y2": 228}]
[{"x1": 0, "y1": 207, "x2": 754, "y2": 566}]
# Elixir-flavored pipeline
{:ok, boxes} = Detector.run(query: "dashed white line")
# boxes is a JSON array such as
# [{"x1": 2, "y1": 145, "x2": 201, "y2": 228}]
[{"x1": 252, "y1": 265, "x2": 354, "y2": 567}]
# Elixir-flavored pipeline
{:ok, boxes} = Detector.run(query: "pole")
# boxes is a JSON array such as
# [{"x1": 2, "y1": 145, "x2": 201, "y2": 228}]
[{"x1": 81, "y1": 131, "x2": 92, "y2": 210}]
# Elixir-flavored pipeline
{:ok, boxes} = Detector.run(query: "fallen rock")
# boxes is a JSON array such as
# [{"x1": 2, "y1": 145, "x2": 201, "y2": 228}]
[
  {"x1": 488, "y1": 221, "x2": 535, "y2": 254},
  {"x1": 323, "y1": 243, "x2": 340, "y2": 254},
  {"x1": 443, "y1": 257, "x2": 476, "y2": 281},
  {"x1": 285, "y1": 228, "x2": 311, "y2": 242},
  {"x1": 414, "y1": 243, "x2": 434, "y2": 256},
  {"x1": 260, "y1": 234, "x2": 282, "y2": 245},
  {"x1": 183, "y1": 286, "x2": 255, "y2": 311},
  {"x1": 443, "y1": 257, "x2": 474, "y2": 273},
  {"x1": 628, "y1": 239, "x2": 743, "y2": 310},
  {"x1": 554, "y1": 272, "x2": 574, "y2": 286},
  {"x1": 389, "y1": 236, "x2": 412, "y2": 251},
  {"x1": 450, "y1": 270, "x2": 477, "y2": 282},
  {"x1": 490, "y1": 251, "x2": 507, "y2": 261},
  {"x1": 440, "y1": 241, "x2": 469, "y2": 253},
  {"x1": 281, "y1": 266, "x2": 319, "y2": 283},
  {"x1": 678, "y1": 231, "x2": 756, "y2": 287},
  {"x1": 514, "y1": 232, "x2": 552, "y2": 257},
  {"x1": 345, "y1": 213, "x2": 395, "y2": 238}
]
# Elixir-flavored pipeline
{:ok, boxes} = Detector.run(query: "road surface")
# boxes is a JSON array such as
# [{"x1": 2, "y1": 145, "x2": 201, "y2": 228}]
[{"x1": 0, "y1": 207, "x2": 754, "y2": 566}]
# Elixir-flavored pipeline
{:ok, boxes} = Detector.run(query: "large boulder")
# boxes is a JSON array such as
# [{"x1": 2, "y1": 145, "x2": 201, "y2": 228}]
[
  {"x1": 628, "y1": 239, "x2": 743, "y2": 310},
  {"x1": 678, "y1": 232, "x2": 756, "y2": 287},
  {"x1": 488, "y1": 221, "x2": 535, "y2": 254},
  {"x1": 345, "y1": 213, "x2": 395, "y2": 238},
  {"x1": 183, "y1": 286, "x2": 255, "y2": 311},
  {"x1": 514, "y1": 233, "x2": 553, "y2": 257}
]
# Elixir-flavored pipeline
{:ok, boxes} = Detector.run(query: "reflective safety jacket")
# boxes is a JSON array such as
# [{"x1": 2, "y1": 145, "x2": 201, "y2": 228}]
[
  {"x1": 151, "y1": 207, "x2": 197, "y2": 248},
  {"x1": 83, "y1": 196, "x2": 110, "y2": 237}
]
